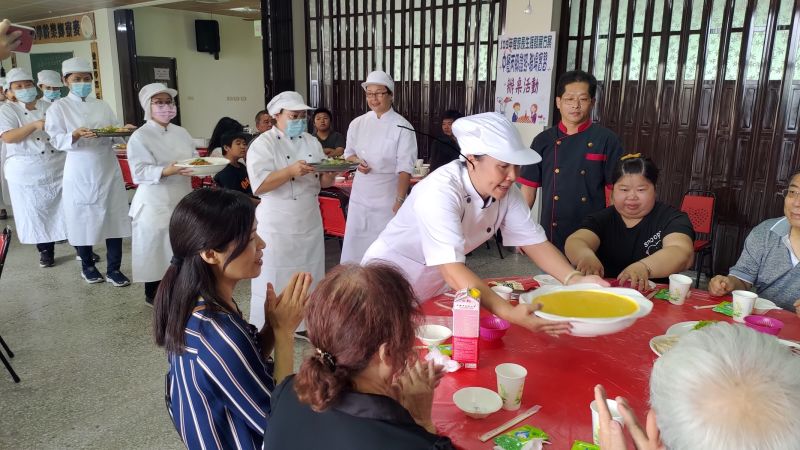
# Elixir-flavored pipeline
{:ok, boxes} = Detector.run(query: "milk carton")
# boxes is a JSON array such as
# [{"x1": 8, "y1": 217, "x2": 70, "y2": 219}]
[{"x1": 452, "y1": 288, "x2": 480, "y2": 369}]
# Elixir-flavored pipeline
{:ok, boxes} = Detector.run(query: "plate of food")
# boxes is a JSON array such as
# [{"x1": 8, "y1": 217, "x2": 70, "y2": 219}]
[
  {"x1": 665, "y1": 320, "x2": 718, "y2": 336},
  {"x1": 175, "y1": 157, "x2": 229, "y2": 176},
  {"x1": 92, "y1": 126, "x2": 134, "y2": 137},
  {"x1": 308, "y1": 157, "x2": 360, "y2": 172},
  {"x1": 649, "y1": 334, "x2": 681, "y2": 356},
  {"x1": 519, "y1": 284, "x2": 653, "y2": 337}
]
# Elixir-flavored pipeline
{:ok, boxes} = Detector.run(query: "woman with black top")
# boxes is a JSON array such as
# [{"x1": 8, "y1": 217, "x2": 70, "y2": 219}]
[
  {"x1": 208, "y1": 116, "x2": 244, "y2": 157},
  {"x1": 564, "y1": 155, "x2": 695, "y2": 290},
  {"x1": 264, "y1": 263, "x2": 454, "y2": 450}
]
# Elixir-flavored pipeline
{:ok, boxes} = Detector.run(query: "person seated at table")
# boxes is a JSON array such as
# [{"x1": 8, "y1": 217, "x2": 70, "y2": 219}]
[
  {"x1": 428, "y1": 109, "x2": 463, "y2": 173},
  {"x1": 594, "y1": 322, "x2": 800, "y2": 450},
  {"x1": 153, "y1": 188, "x2": 311, "y2": 450},
  {"x1": 708, "y1": 170, "x2": 800, "y2": 314},
  {"x1": 565, "y1": 155, "x2": 695, "y2": 290},
  {"x1": 254, "y1": 109, "x2": 273, "y2": 134},
  {"x1": 312, "y1": 107, "x2": 346, "y2": 157},
  {"x1": 264, "y1": 263, "x2": 454, "y2": 449},
  {"x1": 213, "y1": 131, "x2": 254, "y2": 196},
  {"x1": 362, "y1": 112, "x2": 607, "y2": 336},
  {"x1": 208, "y1": 116, "x2": 245, "y2": 157}
]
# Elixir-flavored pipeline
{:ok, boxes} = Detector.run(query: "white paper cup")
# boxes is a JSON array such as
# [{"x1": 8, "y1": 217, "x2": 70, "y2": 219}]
[
  {"x1": 334, "y1": 176, "x2": 345, "y2": 183},
  {"x1": 590, "y1": 399, "x2": 624, "y2": 445},
  {"x1": 415, "y1": 158, "x2": 424, "y2": 168},
  {"x1": 495, "y1": 363, "x2": 527, "y2": 411},
  {"x1": 732, "y1": 290, "x2": 757, "y2": 322},
  {"x1": 668, "y1": 274, "x2": 693, "y2": 305},
  {"x1": 491, "y1": 285, "x2": 513, "y2": 300}
]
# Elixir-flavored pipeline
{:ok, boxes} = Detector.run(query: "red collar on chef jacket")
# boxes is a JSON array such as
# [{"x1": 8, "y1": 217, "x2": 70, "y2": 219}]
[{"x1": 557, "y1": 118, "x2": 593, "y2": 135}]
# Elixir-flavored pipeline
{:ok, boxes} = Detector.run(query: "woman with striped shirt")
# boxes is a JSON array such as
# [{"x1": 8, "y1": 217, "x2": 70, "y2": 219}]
[{"x1": 153, "y1": 189, "x2": 310, "y2": 449}]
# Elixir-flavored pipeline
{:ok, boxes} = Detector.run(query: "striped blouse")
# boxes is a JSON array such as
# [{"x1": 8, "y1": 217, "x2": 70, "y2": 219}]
[{"x1": 165, "y1": 298, "x2": 275, "y2": 450}]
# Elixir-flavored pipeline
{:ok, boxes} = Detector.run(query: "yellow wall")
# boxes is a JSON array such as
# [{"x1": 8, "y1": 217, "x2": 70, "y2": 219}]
[{"x1": 133, "y1": 6, "x2": 266, "y2": 138}]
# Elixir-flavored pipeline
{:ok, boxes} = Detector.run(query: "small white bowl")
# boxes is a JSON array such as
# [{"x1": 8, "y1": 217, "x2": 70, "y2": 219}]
[
  {"x1": 491, "y1": 285, "x2": 513, "y2": 300},
  {"x1": 416, "y1": 324, "x2": 452, "y2": 346},
  {"x1": 753, "y1": 297, "x2": 779, "y2": 315},
  {"x1": 452, "y1": 387, "x2": 503, "y2": 419}
]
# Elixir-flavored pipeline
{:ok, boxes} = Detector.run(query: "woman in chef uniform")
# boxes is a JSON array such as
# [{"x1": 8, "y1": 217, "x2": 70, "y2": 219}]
[
  {"x1": 37, "y1": 70, "x2": 64, "y2": 103},
  {"x1": 127, "y1": 83, "x2": 195, "y2": 305},
  {"x1": 340, "y1": 70, "x2": 418, "y2": 264},
  {"x1": 0, "y1": 68, "x2": 66, "y2": 267},
  {"x1": 246, "y1": 91, "x2": 337, "y2": 329},
  {"x1": 363, "y1": 113, "x2": 608, "y2": 335},
  {"x1": 45, "y1": 57, "x2": 133, "y2": 287}
]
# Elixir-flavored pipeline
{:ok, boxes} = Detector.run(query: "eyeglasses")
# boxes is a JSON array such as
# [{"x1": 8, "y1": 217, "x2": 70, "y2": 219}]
[
  {"x1": 365, "y1": 91, "x2": 389, "y2": 99},
  {"x1": 151, "y1": 100, "x2": 174, "y2": 106},
  {"x1": 780, "y1": 188, "x2": 800, "y2": 199},
  {"x1": 560, "y1": 96, "x2": 591, "y2": 107}
]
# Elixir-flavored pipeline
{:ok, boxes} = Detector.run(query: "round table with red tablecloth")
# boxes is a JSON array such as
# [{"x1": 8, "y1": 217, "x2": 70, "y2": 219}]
[{"x1": 422, "y1": 277, "x2": 800, "y2": 450}]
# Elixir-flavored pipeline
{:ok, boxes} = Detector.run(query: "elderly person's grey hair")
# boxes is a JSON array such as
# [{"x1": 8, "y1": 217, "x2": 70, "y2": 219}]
[{"x1": 650, "y1": 322, "x2": 800, "y2": 450}]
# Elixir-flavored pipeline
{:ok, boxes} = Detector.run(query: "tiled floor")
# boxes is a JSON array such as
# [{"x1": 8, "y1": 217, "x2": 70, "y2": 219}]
[{"x1": 0, "y1": 221, "x2": 539, "y2": 448}]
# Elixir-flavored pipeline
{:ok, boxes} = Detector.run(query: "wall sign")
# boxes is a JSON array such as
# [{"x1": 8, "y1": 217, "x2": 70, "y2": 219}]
[
  {"x1": 494, "y1": 32, "x2": 556, "y2": 126},
  {"x1": 27, "y1": 13, "x2": 96, "y2": 45}
]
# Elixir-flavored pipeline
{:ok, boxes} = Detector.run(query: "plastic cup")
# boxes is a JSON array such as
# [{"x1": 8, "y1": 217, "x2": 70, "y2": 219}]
[
  {"x1": 415, "y1": 158, "x2": 424, "y2": 168},
  {"x1": 668, "y1": 274, "x2": 693, "y2": 305},
  {"x1": 495, "y1": 363, "x2": 527, "y2": 411},
  {"x1": 491, "y1": 285, "x2": 513, "y2": 300},
  {"x1": 732, "y1": 290, "x2": 757, "y2": 322},
  {"x1": 590, "y1": 399, "x2": 624, "y2": 445}
]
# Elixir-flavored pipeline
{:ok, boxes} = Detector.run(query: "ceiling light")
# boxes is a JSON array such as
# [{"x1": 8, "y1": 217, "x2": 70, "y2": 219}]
[
  {"x1": 195, "y1": 0, "x2": 230, "y2": 4},
  {"x1": 229, "y1": 7, "x2": 260, "y2": 13},
  {"x1": 523, "y1": 0, "x2": 532, "y2": 14}
]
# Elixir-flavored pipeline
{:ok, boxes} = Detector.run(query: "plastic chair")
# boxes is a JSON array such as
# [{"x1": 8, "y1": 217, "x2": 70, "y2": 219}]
[
  {"x1": 116, "y1": 157, "x2": 138, "y2": 190},
  {"x1": 0, "y1": 227, "x2": 20, "y2": 382},
  {"x1": 319, "y1": 191, "x2": 347, "y2": 247},
  {"x1": 680, "y1": 190, "x2": 716, "y2": 288}
]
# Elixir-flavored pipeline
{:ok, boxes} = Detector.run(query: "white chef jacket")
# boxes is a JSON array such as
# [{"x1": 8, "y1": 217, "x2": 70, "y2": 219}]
[
  {"x1": 246, "y1": 127, "x2": 326, "y2": 328},
  {"x1": 362, "y1": 160, "x2": 548, "y2": 300},
  {"x1": 0, "y1": 99, "x2": 67, "y2": 243},
  {"x1": 44, "y1": 92, "x2": 132, "y2": 246},
  {"x1": 340, "y1": 108, "x2": 417, "y2": 263},
  {"x1": 127, "y1": 120, "x2": 196, "y2": 282}
]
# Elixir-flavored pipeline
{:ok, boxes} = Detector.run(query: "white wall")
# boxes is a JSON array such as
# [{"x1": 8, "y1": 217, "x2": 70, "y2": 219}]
[
  {"x1": 133, "y1": 7, "x2": 265, "y2": 138},
  {"x1": 6, "y1": 9, "x2": 123, "y2": 118}
]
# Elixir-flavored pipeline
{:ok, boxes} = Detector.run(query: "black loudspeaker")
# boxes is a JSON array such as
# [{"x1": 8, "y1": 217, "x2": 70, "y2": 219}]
[{"x1": 195, "y1": 20, "x2": 220, "y2": 58}]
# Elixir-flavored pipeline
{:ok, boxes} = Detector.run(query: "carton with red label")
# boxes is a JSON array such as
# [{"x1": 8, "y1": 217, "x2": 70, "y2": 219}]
[{"x1": 452, "y1": 288, "x2": 480, "y2": 369}]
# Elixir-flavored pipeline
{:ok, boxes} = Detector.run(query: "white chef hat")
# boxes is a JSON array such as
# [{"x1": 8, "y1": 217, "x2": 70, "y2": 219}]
[
  {"x1": 6, "y1": 68, "x2": 34, "y2": 85},
  {"x1": 37, "y1": 70, "x2": 64, "y2": 88},
  {"x1": 361, "y1": 70, "x2": 394, "y2": 93},
  {"x1": 138, "y1": 82, "x2": 178, "y2": 121},
  {"x1": 61, "y1": 57, "x2": 92, "y2": 77},
  {"x1": 452, "y1": 112, "x2": 542, "y2": 166},
  {"x1": 266, "y1": 91, "x2": 312, "y2": 116}
]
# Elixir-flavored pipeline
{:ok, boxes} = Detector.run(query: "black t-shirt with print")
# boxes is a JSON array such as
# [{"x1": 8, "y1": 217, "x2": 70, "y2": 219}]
[
  {"x1": 213, "y1": 163, "x2": 253, "y2": 196},
  {"x1": 579, "y1": 201, "x2": 695, "y2": 279}
]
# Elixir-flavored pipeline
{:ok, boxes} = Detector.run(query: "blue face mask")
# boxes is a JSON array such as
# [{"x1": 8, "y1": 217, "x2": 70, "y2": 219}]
[
  {"x1": 14, "y1": 87, "x2": 38, "y2": 103},
  {"x1": 70, "y1": 82, "x2": 93, "y2": 98},
  {"x1": 43, "y1": 90, "x2": 61, "y2": 101},
  {"x1": 285, "y1": 118, "x2": 307, "y2": 138}
]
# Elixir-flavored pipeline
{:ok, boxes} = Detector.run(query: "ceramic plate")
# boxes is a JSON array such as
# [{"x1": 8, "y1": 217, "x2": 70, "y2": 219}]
[{"x1": 666, "y1": 321, "x2": 700, "y2": 336}]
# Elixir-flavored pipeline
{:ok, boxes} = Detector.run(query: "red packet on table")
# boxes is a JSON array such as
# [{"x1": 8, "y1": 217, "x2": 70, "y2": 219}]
[
  {"x1": 452, "y1": 288, "x2": 480, "y2": 369},
  {"x1": 489, "y1": 278, "x2": 539, "y2": 291}
]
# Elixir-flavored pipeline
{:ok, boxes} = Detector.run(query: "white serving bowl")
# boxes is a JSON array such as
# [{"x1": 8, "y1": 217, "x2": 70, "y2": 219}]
[
  {"x1": 519, "y1": 284, "x2": 653, "y2": 337},
  {"x1": 416, "y1": 324, "x2": 452, "y2": 346},
  {"x1": 753, "y1": 297, "x2": 779, "y2": 315},
  {"x1": 452, "y1": 387, "x2": 503, "y2": 419},
  {"x1": 175, "y1": 157, "x2": 230, "y2": 176}
]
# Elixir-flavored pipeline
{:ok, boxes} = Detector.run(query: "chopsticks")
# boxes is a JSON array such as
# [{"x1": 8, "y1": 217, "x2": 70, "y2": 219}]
[
  {"x1": 693, "y1": 304, "x2": 717, "y2": 310},
  {"x1": 479, "y1": 405, "x2": 542, "y2": 442}
]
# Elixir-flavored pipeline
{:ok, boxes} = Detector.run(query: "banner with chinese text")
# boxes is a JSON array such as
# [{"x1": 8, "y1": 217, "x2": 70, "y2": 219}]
[
  {"x1": 28, "y1": 13, "x2": 96, "y2": 44},
  {"x1": 494, "y1": 32, "x2": 556, "y2": 126}
]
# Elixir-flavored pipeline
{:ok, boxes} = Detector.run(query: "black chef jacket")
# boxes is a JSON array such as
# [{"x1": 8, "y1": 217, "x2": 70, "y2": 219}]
[{"x1": 518, "y1": 120, "x2": 624, "y2": 250}]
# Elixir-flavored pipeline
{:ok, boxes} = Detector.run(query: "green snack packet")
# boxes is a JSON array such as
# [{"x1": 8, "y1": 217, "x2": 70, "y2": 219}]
[
  {"x1": 571, "y1": 440, "x2": 600, "y2": 450},
  {"x1": 713, "y1": 301, "x2": 733, "y2": 317},
  {"x1": 653, "y1": 288, "x2": 671, "y2": 301},
  {"x1": 493, "y1": 425, "x2": 548, "y2": 450},
  {"x1": 436, "y1": 344, "x2": 452, "y2": 356}
]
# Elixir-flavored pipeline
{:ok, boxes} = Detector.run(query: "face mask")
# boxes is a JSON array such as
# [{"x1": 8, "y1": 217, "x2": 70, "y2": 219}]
[
  {"x1": 151, "y1": 103, "x2": 177, "y2": 123},
  {"x1": 285, "y1": 118, "x2": 306, "y2": 138},
  {"x1": 43, "y1": 90, "x2": 61, "y2": 101},
  {"x1": 14, "y1": 87, "x2": 38, "y2": 103},
  {"x1": 70, "y1": 82, "x2": 93, "y2": 98}
]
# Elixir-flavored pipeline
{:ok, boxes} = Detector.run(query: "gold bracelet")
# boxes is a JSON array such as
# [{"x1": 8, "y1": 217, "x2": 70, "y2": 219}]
[
  {"x1": 563, "y1": 270, "x2": 582, "y2": 285},
  {"x1": 638, "y1": 260, "x2": 652, "y2": 277}
]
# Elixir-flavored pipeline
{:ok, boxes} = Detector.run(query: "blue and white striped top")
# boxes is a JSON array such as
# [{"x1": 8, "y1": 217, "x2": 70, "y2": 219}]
[{"x1": 165, "y1": 298, "x2": 275, "y2": 450}]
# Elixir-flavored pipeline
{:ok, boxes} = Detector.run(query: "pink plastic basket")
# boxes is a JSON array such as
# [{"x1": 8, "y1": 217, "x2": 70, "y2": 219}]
[
  {"x1": 479, "y1": 316, "x2": 511, "y2": 341},
  {"x1": 744, "y1": 315, "x2": 784, "y2": 336}
]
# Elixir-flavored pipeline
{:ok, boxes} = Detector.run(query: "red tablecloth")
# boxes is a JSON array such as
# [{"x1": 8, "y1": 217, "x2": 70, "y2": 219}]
[{"x1": 422, "y1": 278, "x2": 800, "y2": 449}]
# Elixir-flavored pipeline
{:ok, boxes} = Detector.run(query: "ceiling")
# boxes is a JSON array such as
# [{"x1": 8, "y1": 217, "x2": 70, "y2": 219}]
[{"x1": 8, "y1": 0, "x2": 261, "y2": 24}]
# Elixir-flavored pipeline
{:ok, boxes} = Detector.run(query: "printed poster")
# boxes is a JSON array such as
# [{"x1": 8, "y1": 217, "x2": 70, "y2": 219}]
[{"x1": 494, "y1": 32, "x2": 556, "y2": 126}]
